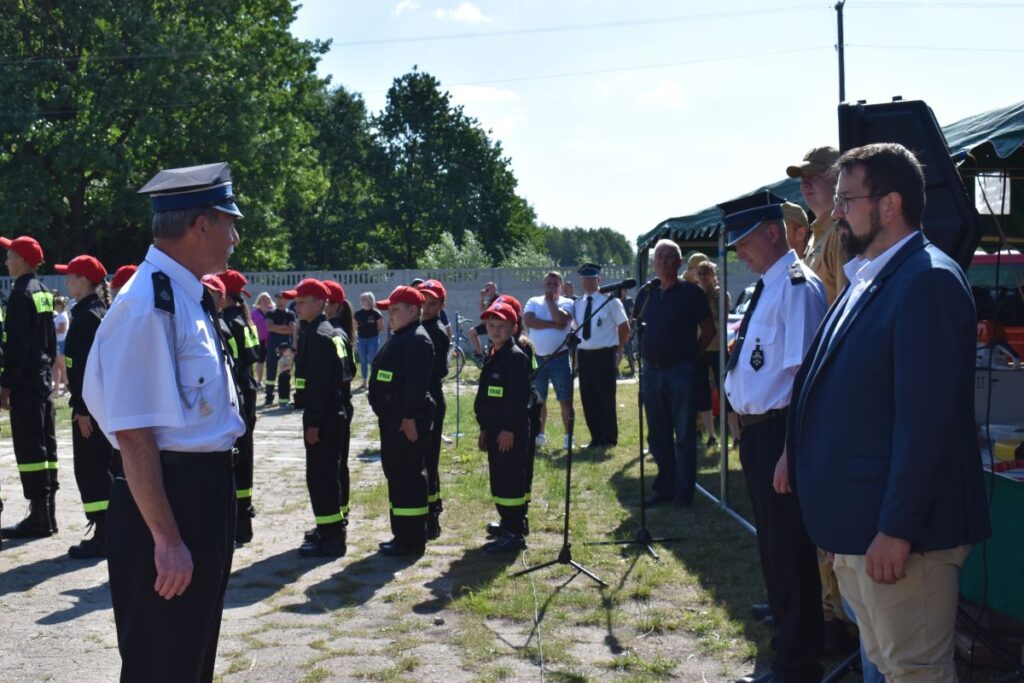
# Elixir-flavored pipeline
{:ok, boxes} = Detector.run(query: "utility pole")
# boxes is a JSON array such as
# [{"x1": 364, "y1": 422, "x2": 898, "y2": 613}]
[{"x1": 836, "y1": 0, "x2": 847, "y2": 102}]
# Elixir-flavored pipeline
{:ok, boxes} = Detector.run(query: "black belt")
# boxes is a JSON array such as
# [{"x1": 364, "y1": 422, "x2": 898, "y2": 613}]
[
  {"x1": 537, "y1": 350, "x2": 568, "y2": 361},
  {"x1": 578, "y1": 346, "x2": 616, "y2": 353},
  {"x1": 738, "y1": 408, "x2": 788, "y2": 428},
  {"x1": 160, "y1": 450, "x2": 235, "y2": 467}
]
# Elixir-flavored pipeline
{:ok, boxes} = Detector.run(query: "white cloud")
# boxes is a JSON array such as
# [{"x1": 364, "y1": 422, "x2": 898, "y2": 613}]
[
  {"x1": 393, "y1": 0, "x2": 419, "y2": 16},
  {"x1": 639, "y1": 82, "x2": 686, "y2": 109},
  {"x1": 435, "y1": 2, "x2": 493, "y2": 23}
]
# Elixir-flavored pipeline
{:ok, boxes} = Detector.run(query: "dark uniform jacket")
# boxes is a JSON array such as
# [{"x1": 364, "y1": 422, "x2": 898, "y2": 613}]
[
  {"x1": 368, "y1": 321, "x2": 434, "y2": 420},
  {"x1": 475, "y1": 341, "x2": 530, "y2": 432},
  {"x1": 223, "y1": 305, "x2": 261, "y2": 394},
  {"x1": 293, "y1": 314, "x2": 352, "y2": 428},
  {"x1": 1, "y1": 272, "x2": 56, "y2": 396},
  {"x1": 65, "y1": 293, "x2": 107, "y2": 418},
  {"x1": 421, "y1": 316, "x2": 450, "y2": 396}
]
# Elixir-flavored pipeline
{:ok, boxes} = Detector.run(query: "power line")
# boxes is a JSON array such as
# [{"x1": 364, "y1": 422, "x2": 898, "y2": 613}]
[
  {"x1": 849, "y1": 43, "x2": 1024, "y2": 54},
  {"x1": 332, "y1": 5, "x2": 827, "y2": 47}
]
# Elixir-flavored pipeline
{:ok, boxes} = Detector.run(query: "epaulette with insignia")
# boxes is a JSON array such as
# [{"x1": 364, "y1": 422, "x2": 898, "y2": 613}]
[
  {"x1": 152, "y1": 272, "x2": 175, "y2": 314},
  {"x1": 788, "y1": 262, "x2": 807, "y2": 285}
]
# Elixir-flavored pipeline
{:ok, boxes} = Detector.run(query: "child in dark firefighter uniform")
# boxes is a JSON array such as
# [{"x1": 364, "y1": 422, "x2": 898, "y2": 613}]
[
  {"x1": 1, "y1": 235, "x2": 59, "y2": 539},
  {"x1": 218, "y1": 269, "x2": 261, "y2": 545},
  {"x1": 291, "y1": 278, "x2": 352, "y2": 557},
  {"x1": 369, "y1": 285, "x2": 435, "y2": 557},
  {"x1": 482, "y1": 295, "x2": 541, "y2": 541},
  {"x1": 416, "y1": 279, "x2": 451, "y2": 540},
  {"x1": 476, "y1": 301, "x2": 532, "y2": 554},
  {"x1": 58, "y1": 255, "x2": 116, "y2": 558}
]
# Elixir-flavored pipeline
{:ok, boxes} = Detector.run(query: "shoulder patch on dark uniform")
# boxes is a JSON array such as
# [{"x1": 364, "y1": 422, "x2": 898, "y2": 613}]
[
  {"x1": 788, "y1": 262, "x2": 807, "y2": 285},
  {"x1": 152, "y1": 272, "x2": 175, "y2": 314}
]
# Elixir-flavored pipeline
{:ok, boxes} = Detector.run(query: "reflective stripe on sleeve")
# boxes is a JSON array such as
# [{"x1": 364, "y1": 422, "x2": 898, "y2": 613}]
[
  {"x1": 294, "y1": 377, "x2": 306, "y2": 389},
  {"x1": 32, "y1": 291, "x2": 54, "y2": 313},
  {"x1": 236, "y1": 488, "x2": 253, "y2": 499},
  {"x1": 82, "y1": 500, "x2": 109, "y2": 513}
]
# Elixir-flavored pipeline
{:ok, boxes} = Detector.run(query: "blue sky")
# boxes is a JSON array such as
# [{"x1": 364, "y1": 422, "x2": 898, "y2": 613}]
[{"x1": 290, "y1": 1, "x2": 1024, "y2": 245}]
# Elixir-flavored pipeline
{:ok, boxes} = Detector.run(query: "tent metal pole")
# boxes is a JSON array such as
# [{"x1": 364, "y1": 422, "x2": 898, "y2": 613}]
[
  {"x1": 696, "y1": 484, "x2": 756, "y2": 537},
  {"x1": 718, "y1": 226, "x2": 729, "y2": 505}
]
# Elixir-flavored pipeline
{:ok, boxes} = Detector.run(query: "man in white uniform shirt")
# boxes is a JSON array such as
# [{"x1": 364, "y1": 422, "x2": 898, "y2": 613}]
[
  {"x1": 571, "y1": 263, "x2": 629, "y2": 448},
  {"x1": 720, "y1": 194, "x2": 827, "y2": 683},
  {"x1": 523, "y1": 271, "x2": 574, "y2": 448},
  {"x1": 83, "y1": 162, "x2": 245, "y2": 682}
]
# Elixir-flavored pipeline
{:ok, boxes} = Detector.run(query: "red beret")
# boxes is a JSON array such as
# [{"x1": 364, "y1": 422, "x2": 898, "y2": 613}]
[
  {"x1": 0, "y1": 236, "x2": 44, "y2": 267},
  {"x1": 217, "y1": 269, "x2": 251, "y2": 297},
  {"x1": 492, "y1": 294, "x2": 522, "y2": 319},
  {"x1": 110, "y1": 265, "x2": 138, "y2": 290},
  {"x1": 481, "y1": 301, "x2": 518, "y2": 323},
  {"x1": 201, "y1": 274, "x2": 226, "y2": 296},
  {"x1": 416, "y1": 279, "x2": 446, "y2": 302},
  {"x1": 322, "y1": 279, "x2": 346, "y2": 305},
  {"x1": 378, "y1": 285, "x2": 424, "y2": 310},
  {"x1": 293, "y1": 278, "x2": 329, "y2": 300},
  {"x1": 55, "y1": 255, "x2": 108, "y2": 284}
]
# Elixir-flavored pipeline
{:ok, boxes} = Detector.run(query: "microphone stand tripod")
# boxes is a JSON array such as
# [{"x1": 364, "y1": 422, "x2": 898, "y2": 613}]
[
  {"x1": 585, "y1": 283, "x2": 683, "y2": 559},
  {"x1": 512, "y1": 292, "x2": 621, "y2": 587}
]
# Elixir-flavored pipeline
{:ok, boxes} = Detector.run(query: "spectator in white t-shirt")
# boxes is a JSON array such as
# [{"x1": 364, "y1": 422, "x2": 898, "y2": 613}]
[
  {"x1": 523, "y1": 271, "x2": 574, "y2": 448},
  {"x1": 53, "y1": 295, "x2": 70, "y2": 395}
]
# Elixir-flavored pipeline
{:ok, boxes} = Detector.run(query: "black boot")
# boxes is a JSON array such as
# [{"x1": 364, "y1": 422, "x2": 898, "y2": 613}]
[
  {"x1": 235, "y1": 506, "x2": 254, "y2": 546},
  {"x1": 2, "y1": 499, "x2": 53, "y2": 539},
  {"x1": 68, "y1": 518, "x2": 106, "y2": 559},
  {"x1": 427, "y1": 511, "x2": 442, "y2": 541},
  {"x1": 485, "y1": 517, "x2": 529, "y2": 538},
  {"x1": 47, "y1": 491, "x2": 58, "y2": 534},
  {"x1": 299, "y1": 526, "x2": 346, "y2": 558}
]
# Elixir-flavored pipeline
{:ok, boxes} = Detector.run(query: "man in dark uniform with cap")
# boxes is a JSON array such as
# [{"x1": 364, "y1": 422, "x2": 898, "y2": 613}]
[
  {"x1": 1, "y1": 235, "x2": 59, "y2": 539},
  {"x1": 571, "y1": 263, "x2": 629, "y2": 448},
  {"x1": 416, "y1": 279, "x2": 451, "y2": 539},
  {"x1": 83, "y1": 162, "x2": 246, "y2": 682},
  {"x1": 721, "y1": 193, "x2": 827, "y2": 683},
  {"x1": 368, "y1": 285, "x2": 434, "y2": 557}
]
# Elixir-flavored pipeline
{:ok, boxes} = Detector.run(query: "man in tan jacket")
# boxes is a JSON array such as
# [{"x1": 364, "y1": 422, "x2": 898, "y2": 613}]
[{"x1": 787, "y1": 147, "x2": 848, "y2": 305}]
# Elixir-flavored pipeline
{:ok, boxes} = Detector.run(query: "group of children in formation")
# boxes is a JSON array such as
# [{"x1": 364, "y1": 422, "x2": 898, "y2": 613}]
[{"x1": 6, "y1": 238, "x2": 543, "y2": 561}]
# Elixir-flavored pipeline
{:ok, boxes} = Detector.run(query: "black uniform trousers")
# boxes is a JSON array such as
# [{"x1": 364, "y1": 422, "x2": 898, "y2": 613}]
[
  {"x1": 72, "y1": 419, "x2": 114, "y2": 522},
  {"x1": 577, "y1": 347, "x2": 618, "y2": 446},
  {"x1": 305, "y1": 412, "x2": 346, "y2": 534},
  {"x1": 277, "y1": 371, "x2": 291, "y2": 402},
  {"x1": 339, "y1": 399, "x2": 353, "y2": 516},
  {"x1": 379, "y1": 414, "x2": 429, "y2": 545},
  {"x1": 426, "y1": 389, "x2": 446, "y2": 514},
  {"x1": 738, "y1": 411, "x2": 823, "y2": 682},
  {"x1": 264, "y1": 334, "x2": 288, "y2": 401},
  {"x1": 234, "y1": 388, "x2": 257, "y2": 513},
  {"x1": 10, "y1": 384, "x2": 58, "y2": 499},
  {"x1": 485, "y1": 419, "x2": 530, "y2": 534},
  {"x1": 107, "y1": 454, "x2": 235, "y2": 683}
]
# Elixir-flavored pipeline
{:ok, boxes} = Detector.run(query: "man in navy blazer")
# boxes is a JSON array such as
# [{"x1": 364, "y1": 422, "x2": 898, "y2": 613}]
[{"x1": 788, "y1": 143, "x2": 990, "y2": 681}]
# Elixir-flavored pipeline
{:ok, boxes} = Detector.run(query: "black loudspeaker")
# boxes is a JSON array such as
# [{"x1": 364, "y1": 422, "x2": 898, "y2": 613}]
[{"x1": 838, "y1": 99, "x2": 982, "y2": 270}]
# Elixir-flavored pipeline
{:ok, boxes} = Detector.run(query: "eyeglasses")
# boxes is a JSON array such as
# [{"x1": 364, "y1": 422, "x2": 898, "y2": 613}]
[{"x1": 833, "y1": 193, "x2": 884, "y2": 213}]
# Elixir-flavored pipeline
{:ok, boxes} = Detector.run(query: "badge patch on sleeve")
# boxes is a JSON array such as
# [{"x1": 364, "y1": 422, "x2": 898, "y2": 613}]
[
  {"x1": 376, "y1": 369, "x2": 393, "y2": 382},
  {"x1": 487, "y1": 386, "x2": 504, "y2": 398}
]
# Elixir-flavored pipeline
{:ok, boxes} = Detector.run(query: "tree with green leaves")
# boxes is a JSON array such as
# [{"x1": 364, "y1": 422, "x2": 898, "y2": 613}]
[
  {"x1": 0, "y1": 0, "x2": 327, "y2": 269},
  {"x1": 540, "y1": 225, "x2": 634, "y2": 267}
]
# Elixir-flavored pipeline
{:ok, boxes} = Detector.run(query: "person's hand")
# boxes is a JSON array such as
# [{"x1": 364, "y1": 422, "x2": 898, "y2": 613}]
[
  {"x1": 865, "y1": 532, "x2": 911, "y2": 584},
  {"x1": 74, "y1": 413, "x2": 94, "y2": 439},
  {"x1": 772, "y1": 449, "x2": 791, "y2": 494},
  {"x1": 153, "y1": 538, "x2": 193, "y2": 599},
  {"x1": 497, "y1": 430, "x2": 514, "y2": 452},
  {"x1": 0, "y1": 387, "x2": 9, "y2": 411},
  {"x1": 478, "y1": 431, "x2": 487, "y2": 451},
  {"x1": 305, "y1": 426, "x2": 319, "y2": 445},
  {"x1": 401, "y1": 418, "x2": 418, "y2": 442}
]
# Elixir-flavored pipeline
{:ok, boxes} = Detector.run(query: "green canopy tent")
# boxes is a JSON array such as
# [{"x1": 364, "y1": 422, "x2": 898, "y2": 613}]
[{"x1": 633, "y1": 98, "x2": 1024, "y2": 535}]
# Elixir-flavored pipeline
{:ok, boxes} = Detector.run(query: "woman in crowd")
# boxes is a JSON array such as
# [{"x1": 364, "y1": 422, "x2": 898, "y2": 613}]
[
  {"x1": 695, "y1": 260, "x2": 734, "y2": 448},
  {"x1": 353, "y1": 292, "x2": 384, "y2": 390},
  {"x1": 252, "y1": 291, "x2": 274, "y2": 388}
]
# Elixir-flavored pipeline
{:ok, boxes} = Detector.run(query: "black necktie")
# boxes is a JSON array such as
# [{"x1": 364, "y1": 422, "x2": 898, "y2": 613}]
[
  {"x1": 725, "y1": 278, "x2": 764, "y2": 373},
  {"x1": 582, "y1": 296, "x2": 593, "y2": 340}
]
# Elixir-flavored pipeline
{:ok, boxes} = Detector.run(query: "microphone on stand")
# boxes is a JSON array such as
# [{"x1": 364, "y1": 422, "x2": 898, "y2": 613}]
[{"x1": 597, "y1": 278, "x2": 637, "y2": 294}]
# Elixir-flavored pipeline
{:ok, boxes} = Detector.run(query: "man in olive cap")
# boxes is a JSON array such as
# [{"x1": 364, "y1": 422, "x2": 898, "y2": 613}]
[
  {"x1": 787, "y1": 147, "x2": 848, "y2": 305},
  {"x1": 782, "y1": 202, "x2": 811, "y2": 260}
]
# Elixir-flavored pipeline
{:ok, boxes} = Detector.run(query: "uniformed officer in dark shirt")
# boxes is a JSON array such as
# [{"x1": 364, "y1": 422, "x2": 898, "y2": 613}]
[
  {"x1": 476, "y1": 301, "x2": 532, "y2": 554},
  {"x1": 368, "y1": 285, "x2": 435, "y2": 557},
  {"x1": 264, "y1": 291, "x2": 297, "y2": 405},
  {"x1": 217, "y1": 269, "x2": 262, "y2": 545},
  {"x1": 415, "y1": 279, "x2": 451, "y2": 540},
  {"x1": 291, "y1": 278, "x2": 352, "y2": 558},
  {"x1": 634, "y1": 239, "x2": 715, "y2": 507},
  {"x1": 1, "y1": 235, "x2": 59, "y2": 539}
]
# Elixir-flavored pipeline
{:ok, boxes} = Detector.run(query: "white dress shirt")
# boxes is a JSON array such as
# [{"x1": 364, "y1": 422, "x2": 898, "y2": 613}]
[
  {"x1": 572, "y1": 291, "x2": 628, "y2": 350},
  {"x1": 724, "y1": 250, "x2": 828, "y2": 416},
  {"x1": 524, "y1": 295, "x2": 574, "y2": 356},
  {"x1": 83, "y1": 245, "x2": 245, "y2": 452},
  {"x1": 825, "y1": 231, "x2": 918, "y2": 346}
]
